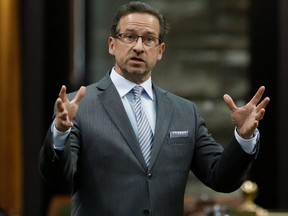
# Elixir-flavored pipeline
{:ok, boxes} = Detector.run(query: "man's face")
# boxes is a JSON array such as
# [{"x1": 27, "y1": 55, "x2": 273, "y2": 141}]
[{"x1": 108, "y1": 13, "x2": 165, "y2": 84}]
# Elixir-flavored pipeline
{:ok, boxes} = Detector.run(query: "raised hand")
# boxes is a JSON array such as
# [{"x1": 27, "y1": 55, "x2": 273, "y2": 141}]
[
  {"x1": 55, "y1": 85, "x2": 86, "y2": 132},
  {"x1": 223, "y1": 86, "x2": 270, "y2": 139}
]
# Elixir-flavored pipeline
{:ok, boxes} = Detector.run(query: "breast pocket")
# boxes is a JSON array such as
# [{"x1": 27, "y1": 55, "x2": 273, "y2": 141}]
[{"x1": 167, "y1": 137, "x2": 192, "y2": 145}]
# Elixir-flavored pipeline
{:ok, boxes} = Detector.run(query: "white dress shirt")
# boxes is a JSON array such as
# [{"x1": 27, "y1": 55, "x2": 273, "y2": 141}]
[{"x1": 110, "y1": 68, "x2": 156, "y2": 137}]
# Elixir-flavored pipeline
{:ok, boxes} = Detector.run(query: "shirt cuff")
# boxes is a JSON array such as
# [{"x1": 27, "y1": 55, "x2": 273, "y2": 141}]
[
  {"x1": 51, "y1": 120, "x2": 71, "y2": 150},
  {"x1": 234, "y1": 128, "x2": 259, "y2": 154}
]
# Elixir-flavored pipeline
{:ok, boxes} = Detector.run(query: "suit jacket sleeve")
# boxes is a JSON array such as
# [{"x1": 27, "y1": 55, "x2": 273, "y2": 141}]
[
  {"x1": 39, "y1": 114, "x2": 80, "y2": 191},
  {"x1": 190, "y1": 108, "x2": 258, "y2": 192}
]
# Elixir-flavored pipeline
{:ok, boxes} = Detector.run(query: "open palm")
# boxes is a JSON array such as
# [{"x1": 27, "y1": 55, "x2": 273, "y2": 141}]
[
  {"x1": 223, "y1": 86, "x2": 270, "y2": 139},
  {"x1": 55, "y1": 85, "x2": 86, "y2": 132}
]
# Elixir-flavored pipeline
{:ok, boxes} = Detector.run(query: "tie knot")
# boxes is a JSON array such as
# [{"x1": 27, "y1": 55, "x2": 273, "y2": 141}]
[{"x1": 132, "y1": 85, "x2": 144, "y2": 100}]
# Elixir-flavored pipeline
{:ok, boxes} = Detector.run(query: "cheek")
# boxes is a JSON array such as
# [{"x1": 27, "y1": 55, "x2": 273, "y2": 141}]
[
  {"x1": 149, "y1": 51, "x2": 162, "y2": 63},
  {"x1": 114, "y1": 49, "x2": 126, "y2": 61},
  {"x1": 113, "y1": 45, "x2": 131, "y2": 58},
  {"x1": 146, "y1": 54, "x2": 160, "y2": 69},
  {"x1": 114, "y1": 49, "x2": 130, "y2": 65}
]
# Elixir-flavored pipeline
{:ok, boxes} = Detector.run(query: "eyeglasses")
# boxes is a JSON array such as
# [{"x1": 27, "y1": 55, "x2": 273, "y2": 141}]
[{"x1": 115, "y1": 33, "x2": 162, "y2": 47}]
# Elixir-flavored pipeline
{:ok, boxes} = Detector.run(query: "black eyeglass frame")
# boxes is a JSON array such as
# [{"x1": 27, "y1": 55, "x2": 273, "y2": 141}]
[{"x1": 115, "y1": 32, "x2": 163, "y2": 47}]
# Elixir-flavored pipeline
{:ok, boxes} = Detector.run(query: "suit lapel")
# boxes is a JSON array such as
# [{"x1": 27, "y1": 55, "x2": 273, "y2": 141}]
[
  {"x1": 97, "y1": 73, "x2": 148, "y2": 170},
  {"x1": 96, "y1": 73, "x2": 174, "y2": 171},
  {"x1": 149, "y1": 86, "x2": 173, "y2": 170}
]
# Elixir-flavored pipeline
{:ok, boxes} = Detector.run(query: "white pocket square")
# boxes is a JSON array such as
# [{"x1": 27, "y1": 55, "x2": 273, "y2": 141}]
[{"x1": 169, "y1": 131, "x2": 189, "y2": 138}]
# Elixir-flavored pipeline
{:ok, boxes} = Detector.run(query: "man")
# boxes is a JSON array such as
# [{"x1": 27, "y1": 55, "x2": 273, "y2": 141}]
[{"x1": 39, "y1": 2, "x2": 270, "y2": 215}]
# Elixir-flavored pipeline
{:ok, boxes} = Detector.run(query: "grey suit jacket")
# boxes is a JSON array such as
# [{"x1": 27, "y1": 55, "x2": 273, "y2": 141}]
[{"x1": 39, "y1": 72, "x2": 258, "y2": 216}]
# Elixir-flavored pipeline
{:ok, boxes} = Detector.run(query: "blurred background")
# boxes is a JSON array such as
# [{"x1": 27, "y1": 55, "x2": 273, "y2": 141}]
[{"x1": 0, "y1": 0, "x2": 287, "y2": 215}]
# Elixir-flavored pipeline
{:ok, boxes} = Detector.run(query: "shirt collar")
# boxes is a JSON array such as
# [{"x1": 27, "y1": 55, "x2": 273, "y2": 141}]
[{"x1": 110, "y1": 68, "x2": 154, "y2": 100}]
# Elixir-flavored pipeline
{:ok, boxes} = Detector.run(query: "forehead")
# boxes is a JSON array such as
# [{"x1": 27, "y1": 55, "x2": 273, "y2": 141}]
[{"x1": 118, "y1": 13, "x2": 160, "y2": 34}]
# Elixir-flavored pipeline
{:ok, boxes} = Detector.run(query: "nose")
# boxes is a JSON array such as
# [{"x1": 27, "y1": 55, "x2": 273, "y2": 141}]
[{"x1": 133, "y1": 37, "x2": 144, "y2": 53}]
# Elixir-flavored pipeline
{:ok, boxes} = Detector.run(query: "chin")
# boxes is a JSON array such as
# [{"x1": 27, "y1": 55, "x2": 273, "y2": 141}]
[{"x1": 127, "y1": 67, "x2": 146, "y2": 75}]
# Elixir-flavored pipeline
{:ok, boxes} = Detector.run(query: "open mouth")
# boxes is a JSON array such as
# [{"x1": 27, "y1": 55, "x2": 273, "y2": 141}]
[{"x1": 130, "y1": 57, "x2": 144, "y2": 63}]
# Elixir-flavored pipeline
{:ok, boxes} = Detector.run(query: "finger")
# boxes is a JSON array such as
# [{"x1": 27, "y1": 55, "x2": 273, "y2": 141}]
[
  {"x1": 223, "y1": 94, "x2": 237, "y2": 112},
  {"x1": 55, "y1": 105, "x2": 73, "y2": 127},
  {"x1": 256, "y1": 96, "x2": 270, "y2": 112},
  {"x1": 56, "y1": 98, "x2": 65, "y2": 113},
  {"x1": 256, "y1": 108, "x2": 266, "y2": 121},
  {"x1": 249, "y1": 86, "x2": 265, "y2": 105},
  {"x1": 71, "y1": 86, "x2": 86, "y2": 105},
  {"x1": 59, "y1": 85, "x2": 68, "y2": 101}
]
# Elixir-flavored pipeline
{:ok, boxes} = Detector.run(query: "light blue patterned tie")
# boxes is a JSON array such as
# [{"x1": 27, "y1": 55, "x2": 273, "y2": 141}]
[{"x1": 132, "y1": 85, "x2": 153, "y2": 166}]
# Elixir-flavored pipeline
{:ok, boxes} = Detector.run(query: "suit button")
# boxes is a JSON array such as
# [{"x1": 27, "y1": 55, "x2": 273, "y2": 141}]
[
  {"x1": 147, "y1": 173, "x2": 152, "y2": 179},
  {"x1": 143, "y1": 209, "x2": 150, "y2": 215}
]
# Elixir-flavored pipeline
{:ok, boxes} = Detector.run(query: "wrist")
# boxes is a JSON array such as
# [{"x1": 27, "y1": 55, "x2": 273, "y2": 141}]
[
  {"x1": 235, "y1": 128, "x2": 258, "y2": 140},
  {"x1": 55, "y1": 119, "x2": 72, "y2": 132},
  {"x1": 236, "y1": 128, "x2": 255, "y2": 140}
]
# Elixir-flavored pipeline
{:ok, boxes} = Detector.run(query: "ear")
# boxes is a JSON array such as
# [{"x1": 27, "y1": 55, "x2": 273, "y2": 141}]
[
  {"x1": 108, "y1": 37, "x2": 116, "y2": 55},
  {"x1": 157, "y1": 42, "x2": 165, "y2": 61}
]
